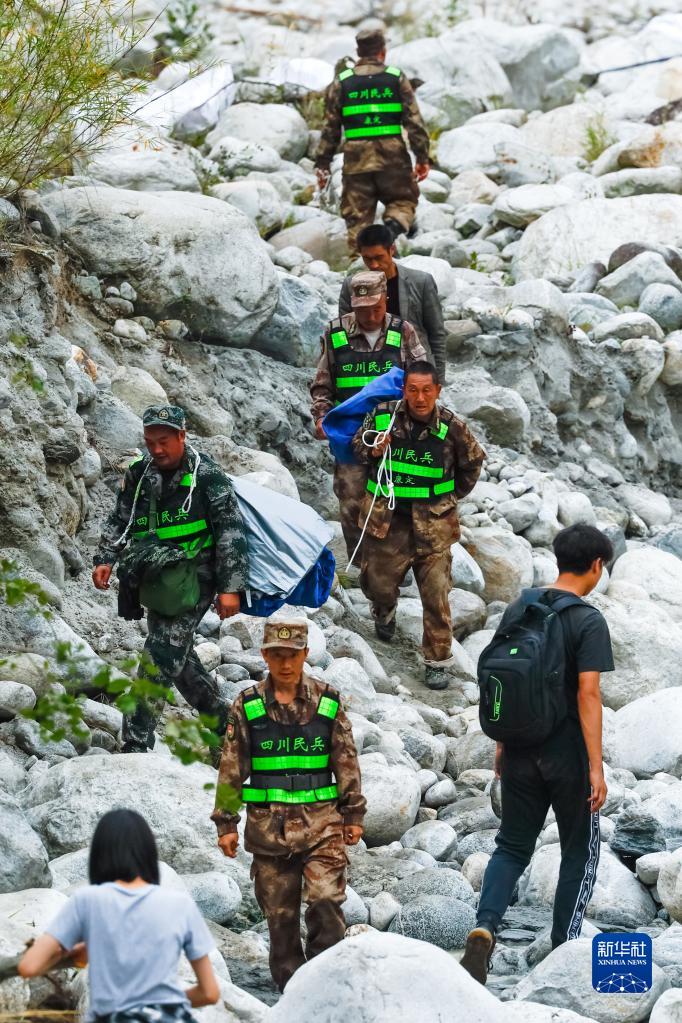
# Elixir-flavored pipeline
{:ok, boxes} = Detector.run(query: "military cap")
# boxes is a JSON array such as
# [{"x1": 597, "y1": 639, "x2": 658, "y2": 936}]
[
  {"x1": 262, "y1": 616, "x2": 309, "y2": 650},
  {"x1": 142, "y1": 404, "x2": 187, "y2": 431},
  {"x1": 356, "y1": 27, "x2": 386, "y2": 54},
  {"x1": 350, "y1": 270, "x2": 387, "y2": 307}
]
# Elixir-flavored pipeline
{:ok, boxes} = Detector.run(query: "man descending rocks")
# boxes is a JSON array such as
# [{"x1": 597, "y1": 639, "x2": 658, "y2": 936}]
[
  {"x1": 352, "y1": 362, "x2": 485, "y2": 690},
  {"x1": 315, "y1": 27, "x2": 430, "y2": 252},
  {"x1": 213, "y1": 615, "x2": 365, "y2": 993},
  {"x1": 339, "y1": 222, "x2": 447, "y2": 383},
  {"x1": 92, "y1": 404, "x2": 248, "y2": 753},
  {"x1": 310, "y1": 269, "x2": 428, "y2": 562}
]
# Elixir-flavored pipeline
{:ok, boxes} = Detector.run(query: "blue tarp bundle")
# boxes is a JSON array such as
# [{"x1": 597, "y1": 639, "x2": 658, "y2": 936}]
[
  {"x1": 230, "y1": 476, "x2": 335, "y2": 616},
  {"x1": 322, "y1": 367, "x2": 405, "y2": 464}
]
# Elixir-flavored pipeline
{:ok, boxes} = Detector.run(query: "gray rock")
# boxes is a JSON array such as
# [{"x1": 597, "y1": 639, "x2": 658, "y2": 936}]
[
  {"x1": 182, "y1": 870, "x2": 242, "y2": 924},
  {"x1": 650, "y1": 989, "x2": 682, "y2": 1023},
  {"x1": 11, "y1": 717, "x2": 78, "y2": 760},
  {"x1": 439, "y1": 794, "x2": 499, "y2": 837},
  {"x1": 451, "y1": 543, "x2": 486, "y2": 595},
  {"x1": 207, "y1": 103, "x2": 309, "y2": 162},
  {"x1": 612, "y1": 690, "x2": 682, "y2": 778},
  {"x1": 341, "y1": 884, "x2": 369, "y2": 927},
  {"x1": 322, "y1": 658, "x2": 376, "y2": 716},
  {"x1": 615, "y1": 485, "x2": 672, "y2": 528},
  {"x1": 360, "y1": 756, "x2": 420, "y2": 846},
  {"x1": 0, "y1": 793, "x2": 51, "y2": 893},
  {"x1": 0, "y1": 681, "x2": 36, "y2": 720},
  {"x1": 400, "y1": 821, "x2": 458, "y2": 861},
  {"x1": 388, "y1": 894, "x2": 476, "y2": 949},
  {"x1": 463, "y1": 526, "x2": 534, "y2": 603},
  {"x1": 600, "y1": 166, "x2": 682, "y2": 199},
  {"x1": 388, "y1": 866, "x2": 476, "y2": 906},
  {"x1": 497, "y1": 493, "x2": 542, "y2": 533},
  {"x1": 653, "y1": 924, "x2": 682, "y2": 988},
  {"x1": 251, "y1": 275, "x2": 328, "y2": 367},
  {"x1": 443, "y1": 370, "x2": 530, "y2": 446},
  {"x1": 639, "y1": 283, "x2": 682, "y2": 332},
  {"x1": 612, "y1": 784, "x2": 682, "y2": 857},
  {"x1": 658, "y1": 849, "x2": 682, "y2": 924}
]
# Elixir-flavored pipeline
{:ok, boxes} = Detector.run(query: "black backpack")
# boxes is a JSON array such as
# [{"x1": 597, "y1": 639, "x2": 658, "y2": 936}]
[{"x1": 477, "y1": 588, "x2": 585, "y2": 747}]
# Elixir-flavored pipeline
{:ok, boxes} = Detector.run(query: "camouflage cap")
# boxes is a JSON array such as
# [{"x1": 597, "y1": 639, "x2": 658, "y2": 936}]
[
  {"x1": 356, "y1": 27, "x2": 386, "y2": 54},
  {"x1": 262, "y1": 616, "x2": 309, "y2": 650},
  {"x1": 350, "y1": 270, "x2": 387, "y2": 307},
  {"x1": 142, "y1": 404, "x2": 187, "y2": 431}
]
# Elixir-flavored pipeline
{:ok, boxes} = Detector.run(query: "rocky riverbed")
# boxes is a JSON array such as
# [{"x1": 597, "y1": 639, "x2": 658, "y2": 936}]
[{"x1": 1, "y1": 0, "x2": 682, "y2": 1019}]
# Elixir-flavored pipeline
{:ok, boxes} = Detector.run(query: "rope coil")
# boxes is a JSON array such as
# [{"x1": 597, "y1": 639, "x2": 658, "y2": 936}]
[{"x1": 346, "y1": 401, "x2": 402, "y2": 570}]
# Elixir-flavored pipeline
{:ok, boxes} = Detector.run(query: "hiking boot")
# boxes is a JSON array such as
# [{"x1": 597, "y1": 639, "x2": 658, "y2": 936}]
[
  {"x1": 460, "y1": 927, "x2": 496, "y2": 985},
  {"x1": 424, "y1": 665, "x2": 449, "y2": 690},
  {"x1": 375, "y1": 618, "x2": 396, "y2": 642},
  {"x1": 384, "y1": 217, "x2": 406, "y2": 241},
  {"x1": 120, "y1": 742, "x2": 148, "y2": 755}
]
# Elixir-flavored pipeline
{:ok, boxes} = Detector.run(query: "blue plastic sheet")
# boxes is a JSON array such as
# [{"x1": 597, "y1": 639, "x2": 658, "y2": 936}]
[{"x1": 322, "y1": 367, "x2": 405, "y2": 464}]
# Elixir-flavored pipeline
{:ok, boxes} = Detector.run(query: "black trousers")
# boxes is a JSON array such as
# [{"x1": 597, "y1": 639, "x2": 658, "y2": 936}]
[{"x1": 477, "y1": 718, "x2": 601, "y2": 948}]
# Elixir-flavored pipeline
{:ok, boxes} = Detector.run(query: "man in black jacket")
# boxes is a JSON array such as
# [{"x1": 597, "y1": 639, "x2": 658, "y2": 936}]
[{"x1": 339, "y1": 223, "x2": 447, "y2": 383}]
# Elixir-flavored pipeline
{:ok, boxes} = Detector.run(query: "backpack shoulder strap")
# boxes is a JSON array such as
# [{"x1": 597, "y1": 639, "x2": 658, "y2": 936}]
[{"x1": 548, "y1": 593, "x2": 587, "y2": 614}]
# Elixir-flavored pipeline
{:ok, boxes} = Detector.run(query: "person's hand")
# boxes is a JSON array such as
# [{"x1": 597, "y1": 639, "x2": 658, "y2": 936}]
[
  {"x1": 414, "y1": 162, "x2": 430, "y2": 182},
  {"x1": 215, "y1": 593, "x2": 240, "y2": 620},
  {"x1": 66, "y1": 943, "x2": 88, "y2": 969},
  {"x1": 344, "y1": 825, "x2": 363, "y2": 846},
  {"x1": 315, "y1": 418, "x2": 327, "y2": 440},
  {"x1": 316, "y1": 168, "x2": 330, "y2": 190},
  {"x1": 92, "y1": 565, "x2": 112, "y2": 590},
  {"x1": 371, "y1": 432, "x2": 391, "y2": 457},
  {"x1": 588, "y1": 766, "x2": 607, "y2": 812},
  {"x1": 218, "y1": 833, "x2": 239, "y2": 858},
  {"x1": 494, "y1": 742, "x2": 503, "y2": 779}
]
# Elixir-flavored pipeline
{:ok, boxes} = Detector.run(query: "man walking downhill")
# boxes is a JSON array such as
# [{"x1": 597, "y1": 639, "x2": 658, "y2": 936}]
[
  {"x1": 461, "y1": 524, "x2": 615, "y2": 984},
  {"x1": 315, "y1": 27, "x2": 430, "y2": 252},
  {"x1": 351, "y1": 362, "x2": 485, "y2": 690},
  {"x1": 311, "y1": 269, "x2": 429, "y2": 562},
  {"x1": 93, "y1": 405, "x2": 248, "y2": 754},
  {"x1": 213, "y1": 615, "x2": 365, "y2": 993},
  {"x1": 339, "y1": 223, "x2": 447, "y2": 384}
]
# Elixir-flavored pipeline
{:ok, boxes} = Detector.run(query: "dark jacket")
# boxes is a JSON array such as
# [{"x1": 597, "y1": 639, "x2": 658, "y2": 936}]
[{"x1": 339, "y1": 262, "x2": 447, "y2": 383}]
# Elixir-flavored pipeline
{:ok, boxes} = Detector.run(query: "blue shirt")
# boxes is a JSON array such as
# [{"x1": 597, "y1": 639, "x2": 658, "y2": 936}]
[{"x1": 47, "y1": 883, "x2": 214, "y2": 1020}]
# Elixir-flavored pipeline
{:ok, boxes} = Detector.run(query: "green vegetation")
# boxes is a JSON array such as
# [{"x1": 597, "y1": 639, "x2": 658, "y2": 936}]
[
  {"x1": 583, "y1": 113, "x2": 616, "y2": 163},
  {"x1": 154, "y1": 0, "x2": 213, "y2": 64}
]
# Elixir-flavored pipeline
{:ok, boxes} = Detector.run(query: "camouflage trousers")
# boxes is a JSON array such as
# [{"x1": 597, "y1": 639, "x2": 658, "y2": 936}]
[
  {"x1": 360, "y1": 512, "x2": 454, "y2": 663},
  {"x1": 246, "y1": 804, "x2": 348, "y2": 992},
  {"x1": 122, "y1": 565, "x2": 229, "y2": 752},
  {"x1": 333, "y1": 462, "x2": 368, "y2": 563},
  {"x1": 341, "y1": 164, "x2": 420, "y2": 252}
]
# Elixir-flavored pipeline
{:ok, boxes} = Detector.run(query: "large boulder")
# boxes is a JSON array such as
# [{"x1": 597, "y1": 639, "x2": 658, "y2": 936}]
[
  {"x1": 514, "y1": 195, "x2": 682, "y2": 281},
  {"x1": 390, "y1": 37, "x2": 512, "y2": 103},
  {"x1": 493, "y1": 184, "x2": 576, "y2": 227},
  {"x1": 359, "y1": 755, "x2": 421, "y2": 846},
  {"x1": 612, "y1": 782, "x2": 682, "y2": 856},
  {"x1": 21, "y1": 753, "x2": 231, "y2": 874},
  {"x1": 513, "y1": 938, "x2": 668, "y2": 1023},
  {"x1": 463, "y1": 526, "x2": 534, "y2": 603},
  {"x1": 518, "y1": 843, "x2": 657, "y2": 928},
  {"x1": 443, "y1": 370, "x2": 530, "y2": 446},
  {"x1": 206, "y1": 103, "x2": 309, "y2": 161},
  {"x1": 0, "y1": 794, "x2": 51, "y2": 894},
  {"x1": 82, "y1": 137, "x2": 201, "y2": 192},
  {"x1": 268, "y1": 930, "x2": 510, "y2": 1023},
  {"x1": 250, "y1": 275, "x2": 328, "y2": 366},
  {"x1": 209, "y1": 179, "x2": 287, "y2": 235},
  {"x1": 612, "y1": 689, "x2": 682, "y2": 777},
  {"x1": 610, "y1": 547, "x2": 682, "y2": 621},
  {"x1": 437, "y1": 122, "x2": 521, "y2": 176},
  {"x1": 658, "y1": 848, "x2": 682, "y2": 924},
  {"x1": 42, "y1": 187, "x2": 278, "y2": 345},
  {"x1": 388, "y1": 895, "x2": 476, "y2": 949}
]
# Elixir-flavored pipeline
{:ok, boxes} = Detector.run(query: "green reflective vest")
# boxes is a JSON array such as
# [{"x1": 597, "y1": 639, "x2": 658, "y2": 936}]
[
  {"x1": 330, "y1": 317, "x2": 404, "y2": 402},
  {"x1": 241, "y1": 686, "x2": 340, "y2": 805},
  {"x1": 131, "y1": 466, "x2": 214, "y2": 555},
  {"x1": 367, "y1": 411, "x2": 456, "y2": 501},
  {"x1": 339, "y1": 66, "x2": 403, "y2": 140}
]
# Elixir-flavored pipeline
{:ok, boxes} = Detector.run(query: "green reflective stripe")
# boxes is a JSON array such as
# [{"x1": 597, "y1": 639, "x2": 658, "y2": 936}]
[
  {"x1": 251, "y1": 754, "x2": 330, "y2": 771},
  {"x1": 242, "y1": 784, "x2": 339, "y2": 804},
  {"x1": 244, "y1": 697, "x2": 267, "y2": 721},
  {"x1": 341, "y1": 102, "x2": 403, "y2": 116},
  {"x1": 433, "y1": 423, "x2": 448, "y2": 440},
  {"x1": 367, "y1": 478, "x2": 454, "y2": 499},
  {"x1": 385, "y1": 329, "x2": 401, "y2": 347},
  {"x1": 336, "y1": 376, "x2": 376, "y2": 388},
  {"x1": 132, "y1": 518, "x2": 209, "y2": 541},
  {"x1": 330, "y1": 329, "x2": 349, "y2": 349},
  {"x1": 433, "y1": 479, "x2": 455, "y2": 495},
  {"x1": 387, "y1": 459, "x2": 444, "y2": 478},
  {"x1": 345, "y1": 125, "x2": 402, "y2": 138},
  {"x1": 179, "y1": 473, "x2": 193, "y2": 486},
  {"x1": 375, "y1": 413, "x2": 392, "y2": 431},
  {"x1": 339, "y1": 68, "x2": 354, "y2": 80},
  {"x1": 385, "y1": 66, "x2": 401, "y2": 76},
  {"x1": 128, "y1": 455, "x2": 143, "y2": 467},
  {"x1": 180, "y1": 534, "x2": 214, "y2": 553},
  {"x1": 318, "y1": 695, "x2": 339, "y2": 719}
]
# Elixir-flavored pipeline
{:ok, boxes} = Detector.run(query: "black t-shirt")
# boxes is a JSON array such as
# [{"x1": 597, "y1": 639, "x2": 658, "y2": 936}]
[
  {"x1": 386, "y1": 273, "x2": 400, "y2": 317},
  {"x1": 499, "y1": 588, "x2": 614, "y2": 722}
]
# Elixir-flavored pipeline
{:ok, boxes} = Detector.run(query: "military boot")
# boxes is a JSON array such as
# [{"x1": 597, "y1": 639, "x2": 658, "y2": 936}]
[
  {"x1": 384, "y1": 217, "x2": 405, "y2": 241},
  {"x1": 424, "y1": 665, "x2": 449, "y2": 690},
  {"x1": 460, "y1": 927, "x2": 496, "y2": 985},
  {"x1": 375, "y1": 618, "x2": 396, "y2": 642}
]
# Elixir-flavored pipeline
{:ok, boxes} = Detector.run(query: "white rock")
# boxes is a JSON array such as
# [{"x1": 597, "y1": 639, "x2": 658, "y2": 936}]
[
  {"x1": 360, "y1": 756, "x2": 421, "y2": 846},
  {"x1": 612, "y1": 690, "x2": 682, "y2": 778},
  {"x1": 451, "y1": 542, "x2": 486, "y2": 594},
  {"x1": 599, "y1": 166, "x2": 682, "y2": 199},
  {"x1": 662, "y1": 333, "x2": 682, "y2": 386},
  {"x1": 636, "y1": 851, "x2": 672, "y2": 886},
  {"x1": 650, "y1": 989, "x2": 682, "y2": 1023},
  {"x1": 268, "y1": 929, "x2": 509, "y2": 1023},
  {"x1": 596, "y1": 251, "x2": 682, "y2": 308},
  {"x1": 557, "y1": 492, "x2": 596, "y2": 528},
  {"x1": 443, "y1": 369, "x2": 531, "y2": 447},
  {"x1": 322, "y1": 658, "x2": 376, "y2": 715},
  {"x1": 368, "y1": 890, "x2": 400, "y2": 931},
  {"x1": 182, "y1": 871, "x2": 242, "y2": 924},
  {"x1": 111, "y1": 367, "x2": 168, "y2": 417},
  {"x1": 461, "y1": 852, "x2": 490, "y2": 892},
  {"x1": 195, "y1": 642, "x2": 222, "y2": 672},
  {"x1": 514, "y1": 195, "x2": 682, "y2": 282},
  {"x1": 591, "y1": 312, "x2": 664, "y2": 343},
  {"x1": 400, "y1": 820, "x2": 458, "y2": 861},
  {"x1": 342, "y1": 884, "x2": 369, "y2": 926},
  {"x1": 657, "y1": 848, "x2": 682, "y2": 923},
  {"x1": 0, "y1": 681, "x2": 36, "y2": 718},
  {"x1": 325, "y1": 628, "x2": 386, "y2": 679},
  {"x1": 82, "y1": 137, "x2": 201, "y2": 192},
  {"x1": 206, "y1": 103, "x2": 309, "y2": 162},
  {"x1": 0, "y1": 795, "x2": 51, "y2": 893},
  {"x1": 614, "y1": 486, "x2": 672, "y2": 529},
  {"x1": 514, "y1": 937, "x2": 668, "y2": 1021},
  {"x1": 210, "y1": 179, "x2": 286, "y2": 235},
  {"x1": 497, "y1": 493, "x2": 542, "y2": 533},
  {"x1": 520, "y1": 103, "x2": 615, "y2": 159},
  {"x1": 505, "y1": 1005, "x2": 600, "y2": 1023},
  {"x1": 113, "y1": 318, "x2": 147, "y2": 342},
  {"x1": 438, "y1": 122, "x2": 521, "y2": 176},
  {"x1": 610, "y1": 547, "x2": 682, "y2": 620},
  {"x1": 463, "y1": 527, "x2": 534, "y2": 603},
  {"x1": 494, "y1": 183, "x2": 575, "y2": 227},
  {"x1": 0, "y1": 889, "x2": 69, "y2": 931},
  {"x1": 42, "y1": 187, "x2": 278, "y2": 346},
  {"x1": 208, "y1": 136, "x2": 282, "y2": 177}
]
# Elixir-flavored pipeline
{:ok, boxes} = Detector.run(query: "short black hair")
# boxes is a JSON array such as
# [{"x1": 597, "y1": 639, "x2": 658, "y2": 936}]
[
  {"x1": 89, "y1": 808, "x2": 160, "y2": 885},
  {"x1": 553, "y1": 524, "x2": 614, "y2": 575},
  {"x1": 357, "y1": 224, "x2": 394, "y2": 251},
  {"x1": 404, "y1": 360, "x2": 440, "y2": 386}
]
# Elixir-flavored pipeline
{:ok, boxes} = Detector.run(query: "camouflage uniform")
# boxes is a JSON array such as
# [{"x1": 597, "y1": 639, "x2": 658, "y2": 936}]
[
  {"x1": 352, "y1": 400, "x2": 485, "y2": 664},
  {"x1": 211, "y1": 661, "x2": 365, "y2": 992},
  {"x1": 310, "y1": 310, "x2": 428, "y2": 560},
  {"x1": 315, "y1": 57, "x2": 430, "y2": 251},
  {"x1": 94, "y1": 450, "x2": 249, "y2": 750}
]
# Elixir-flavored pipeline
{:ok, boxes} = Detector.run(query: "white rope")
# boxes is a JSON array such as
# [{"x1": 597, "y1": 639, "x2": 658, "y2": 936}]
[
  {"x1": 346, "y1": 401, "x2": 402, "y2": 570},
  {"x1": 114, "y1": 446, "x2": 202, "y2": 550}
]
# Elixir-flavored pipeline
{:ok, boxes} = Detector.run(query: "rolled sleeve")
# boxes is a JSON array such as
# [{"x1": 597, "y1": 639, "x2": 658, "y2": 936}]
[{"x1": 46, "y1": 893, "x2": 84, "y2": 951}]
